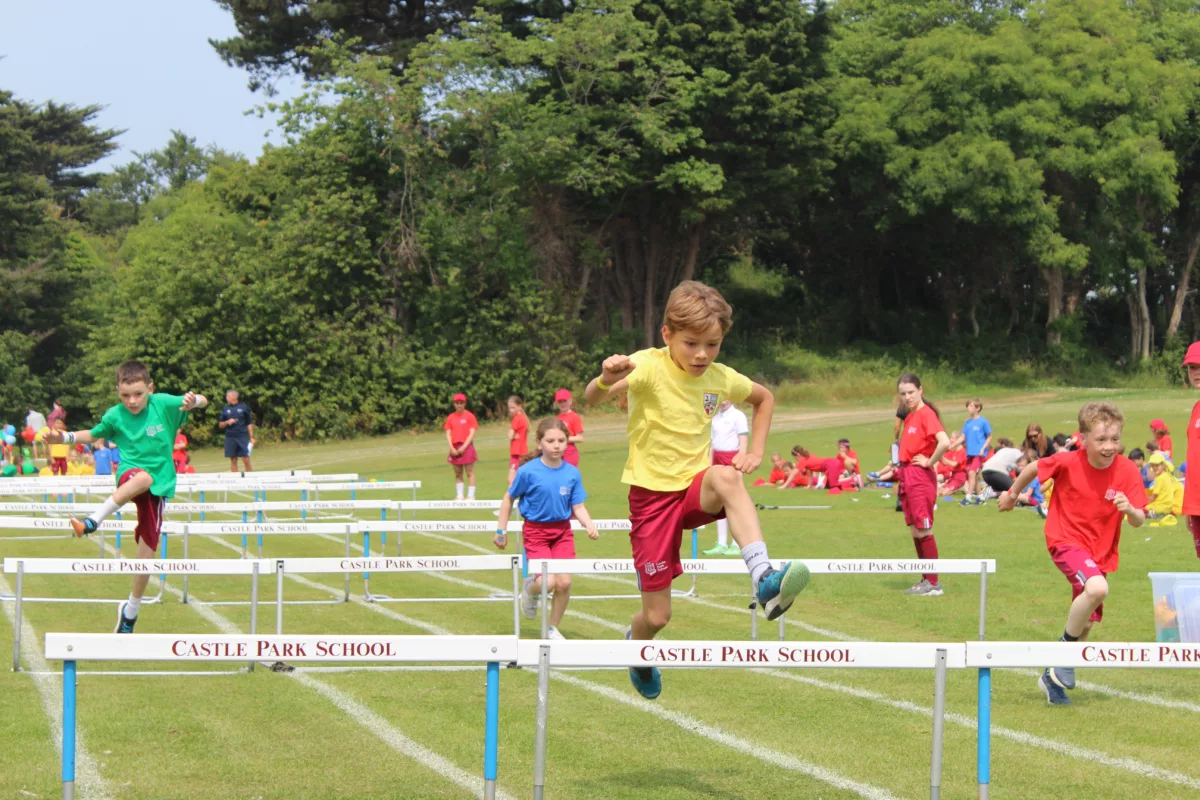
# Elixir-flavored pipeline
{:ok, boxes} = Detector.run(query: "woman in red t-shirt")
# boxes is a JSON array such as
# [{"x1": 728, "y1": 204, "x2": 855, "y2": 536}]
[
  {"x1": 554, "y1": 389, "x2": 584, "y2": 466},
  {"x1": 896, "y1": 373, "x2": 951, "y2": 596},
  {"x1": 1181, "y1": 343, "x2": 1200, "y2": 558},
  {"x1": 507, "y1": 395, "x2": 530, "y2": 486},
  {"x1": 444, "y1": 393, "x2": 480, "y2": 501}
]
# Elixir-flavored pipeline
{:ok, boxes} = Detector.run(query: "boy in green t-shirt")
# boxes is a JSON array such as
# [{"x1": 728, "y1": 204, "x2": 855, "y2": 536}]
[{"x1": 46, "y1": 360, "x2": 207, "y2": 633}]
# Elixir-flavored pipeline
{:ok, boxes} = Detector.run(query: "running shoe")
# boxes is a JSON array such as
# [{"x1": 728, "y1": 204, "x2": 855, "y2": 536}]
[
  {"x1": 903, "y1": 579, "x2": 944, "y2": 597},
  {"x1": 1039, "y1": 670, "x2": 1070, "y2": 705},
  {"x1": 1048, "y1": 666, "x2": 1076, "y2": 690},
  {"x1": 624, "y1": 627, "x2": 661, "y2": 700},
  {"x1": 721, "y1": 543, "x2": 742, "y2": 556},
  {"x1": 1036, "y1": 502, "x2": 1048, "y2": 519},
  {"x1": 519, "y1": 577, "x2": 539, "y2": 620},
  {"x1": 114, "y1": 601, "x2": 137, "y2": 634},
  {"x1": 547, "y1": 626, "x2": 566, "y2": 641},
  {"x1": 70, "y1": 518, "x2": 97, "y2": 538},
  {"x1": 756, "y1": 562, "x2": 811, "y2": 620},
  {"x1": 702, "y1": 543, "x2": 727, "y2": 556},
  {"x1": 867, "y1": 471, "x2": 881, "y2": 481}
]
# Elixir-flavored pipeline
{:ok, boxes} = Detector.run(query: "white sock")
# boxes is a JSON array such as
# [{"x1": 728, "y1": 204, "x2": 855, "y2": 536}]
[
  {"x1": 455, "y1": 481, "x2": 464, "y2": 499},
  {"x1": 124, "y1": 593, "x2": 142, "y2": 620},
  {"x1": 468, "y1": 485, "x2": 476, "y2": 500},
  {"x1": 716, "y1": 518, "x2": 730, "y2": 547},
  {"x1": 741, "y1": 541, "x2": 771, "y2": 585},
  {"x1": 88, "y1": 496, "x2": 121, "y2": 527}
]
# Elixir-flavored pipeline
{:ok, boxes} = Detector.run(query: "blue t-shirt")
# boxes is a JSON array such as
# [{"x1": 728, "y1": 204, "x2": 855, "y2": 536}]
[
  {"x1": 220, "y1": 402, "x2": 254, "y2": 440},
  {"x1": 93, "y1": 447, "x2": 113, "y2": 476},
  {"x1": 962, "y1": 416, "x2": 993, "y2": 457},
  {"x1": 108, "y1": 444, "x2": 120, "y2": 465},
  {"x1": 507, "y1": 458, "x2": 587, "y2": 523},
  {"x1": 1027, "y1": 477, "x2": 1045, "y2": 505}
]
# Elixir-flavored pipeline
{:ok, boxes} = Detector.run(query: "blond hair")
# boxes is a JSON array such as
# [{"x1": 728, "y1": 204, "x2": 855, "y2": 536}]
[
  {"x1": 663, "y1": 281, "x2": 733, "y2": 335},
  {"x1": 1077, "y1": 401, "x2": 1125, "y2": 435}
]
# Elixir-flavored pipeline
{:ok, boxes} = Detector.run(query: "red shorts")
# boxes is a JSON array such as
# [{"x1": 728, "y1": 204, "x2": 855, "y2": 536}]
[
  {"x1": 51, "y1": 458, "x2": 68, "y2": 475},
  {"x1": 712, "y1": 450, "x2": 738, "y2": 467},
  {"x1": 628, "y1": 470, "x2": 724, "y2": 592},
  {"x1": 1049, "y1": 545, "x2": 1105, "y2": 622},
  {"x1": 823, "y1": 458, "x2": 843, "y2": 487},
  {"x1": 898, "y1": 464, "x2": 937, "y2": 530},
  {"x1": 522, "y1": 520, "x2": 575, "y2": 561},
  {"x1": 509, "y1": 455, "x2": 523, "y2": 470},
  {"x1": 563, "y1": 444, "x2": 580, "y2": 467},
  {"x1": 965, "y1": 455, "x2": 985, "y2": 472},
  {"x1": 118, "y1": 468, "x2": 166, "y2": 552},
  {"x1": 942, "y1": 472, "x2": 967, "y2": 493},
  {"x1": 448, "y1": 443, "x2": 478, "y2": 466}
]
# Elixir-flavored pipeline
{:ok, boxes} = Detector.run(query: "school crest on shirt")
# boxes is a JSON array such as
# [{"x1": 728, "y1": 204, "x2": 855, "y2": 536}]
[{"x1": 702, "y1": 392, "x2": 720, "y2": 416}]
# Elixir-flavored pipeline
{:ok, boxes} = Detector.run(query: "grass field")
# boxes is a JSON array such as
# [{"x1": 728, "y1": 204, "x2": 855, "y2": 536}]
[{"x1": 3, "y1": 387, "x2": 1200, "y2": 799}]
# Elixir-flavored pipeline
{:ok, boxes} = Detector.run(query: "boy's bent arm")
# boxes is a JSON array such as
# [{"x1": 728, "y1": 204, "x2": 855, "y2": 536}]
[
  {"x1": 584, "y1": 353, "x2": 636, "y2": 404},
  {"x1": 735, "y1": 382, "x2": 773, "y2": 474}
]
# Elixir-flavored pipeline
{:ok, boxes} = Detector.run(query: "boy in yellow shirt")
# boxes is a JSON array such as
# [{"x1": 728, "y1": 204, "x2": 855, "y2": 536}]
[
  {"x1": 1145, "y1": 452, "x2": 1184, "y2": 525},
  {"x1": 49, "y1": 419, "x2": 70, "y2": 475},
  {"x1": 584, "y1": 281, "x2": 809, "y2": 699}
]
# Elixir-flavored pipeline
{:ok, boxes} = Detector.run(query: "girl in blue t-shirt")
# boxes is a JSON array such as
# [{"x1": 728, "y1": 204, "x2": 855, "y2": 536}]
[{"x1": 495, "y1": 418, "x2": 598, "y2": 640}]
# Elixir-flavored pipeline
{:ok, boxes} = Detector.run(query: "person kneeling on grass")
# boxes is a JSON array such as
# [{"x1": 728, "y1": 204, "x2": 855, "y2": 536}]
[
  {"x1": 49, "y1": 360, "x2": 207, "y2": 634},
  {"x1": 495, "y1": 417, "x2": 598, "y2": 641},
  {"x1": 1145, "y1": 452, "x2": 1183, "y2": 526},
  {"x1": 998, "y1": 401, "x2": 1146, "y2": 706}
]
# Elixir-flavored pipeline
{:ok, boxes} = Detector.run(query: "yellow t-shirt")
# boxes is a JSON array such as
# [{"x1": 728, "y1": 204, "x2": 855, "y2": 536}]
[
  {"x1": 66, "y1": 461, "x2": 83, "y2": 475},
  {"x1": 49, "y1": 442, "x2": 69, "y2": 459},
  {"x1": 621, "y1": 347, "x2": 753, "y2": 492},
  {"x1": 1148, "y1": 473, "x2": 1179, "y2": 516}
]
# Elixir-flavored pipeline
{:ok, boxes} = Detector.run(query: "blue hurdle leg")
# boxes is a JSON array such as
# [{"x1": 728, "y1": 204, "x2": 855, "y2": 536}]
[
  {"x1": 242, "y1": 510, "x2": 248, "y2": 554},
  {"x1": 302, "y1": 489, "x2": 307, "y2": 520},
  {"x1": 63, "y1": 660, "x2": 77, "y2": 799},
  {"x1": 484, "y1": 660, "x2": 500, "y2": 799},
  {"x1": 978, "y1": 667, "x2": 991, "y2": 798},
  {"x1": 691, "y1": 528, "x2": 698, "y2": 559}
]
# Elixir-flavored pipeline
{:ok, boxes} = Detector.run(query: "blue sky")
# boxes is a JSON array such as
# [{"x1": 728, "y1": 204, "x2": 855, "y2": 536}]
[{"x1": 0, "y1": 0, "x2": 303, "y2": 171}]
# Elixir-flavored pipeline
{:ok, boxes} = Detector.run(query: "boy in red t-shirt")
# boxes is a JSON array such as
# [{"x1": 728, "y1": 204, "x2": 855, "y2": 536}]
[
  {"x1": 444, "y1": 393, "x2": 479, "y2": 501},
  {"x1": 999, "y1": 401, "x2": 1146, "y2": 705},
  {"x1": 507, "y1": 395, "x2": 530, "y2": 486},
  {"x1": 554, "y1": 389, "x2": 584, "y2": 466},
  {"x1": 1181, "y1": 342, "x2": 1200, "y2": 558}
]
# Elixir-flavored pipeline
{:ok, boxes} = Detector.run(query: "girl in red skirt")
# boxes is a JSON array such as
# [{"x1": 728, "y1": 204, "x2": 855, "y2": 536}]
[{"x1": 444, "y1": 392, "x2": 479, "y2": 501}]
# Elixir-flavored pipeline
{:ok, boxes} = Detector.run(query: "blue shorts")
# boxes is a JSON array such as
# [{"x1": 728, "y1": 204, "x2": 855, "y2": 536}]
[{"x1": 224, "y1": 438, "x2": 250, "y2": 458}]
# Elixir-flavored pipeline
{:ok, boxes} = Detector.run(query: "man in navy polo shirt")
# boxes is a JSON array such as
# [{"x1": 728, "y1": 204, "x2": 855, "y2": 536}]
[{"x1": 218, "y1": 389, "x2": 256, "y2": 472}]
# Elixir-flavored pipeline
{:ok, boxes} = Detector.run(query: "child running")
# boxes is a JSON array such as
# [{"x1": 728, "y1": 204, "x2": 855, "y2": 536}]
[
  {"x1": 1150, "y1": 419, "x2": 1173, "y2": 461},
  {"x1": 583, "y1": 280, "x2": 809, "y2": 700},
  {"x1": 494, "y1": 418, "x2": 598, "y2": 640},
  {"x1": 896, "y1": 372, "x2": 951, "y2": 596},
  {"x1": 1182, "y1": 342, "x2": 1200, "y2": 558},
  {"x1": 998, "y1": 401, "x2": 1146, "y2": 705},
  {"x1": 554, "y1": 389, "x2": 584, "y2": 467},
  {"x1": 507, "y1": 395, "x2": 530, "y2": 486},
  {"x1": 444, "y1": 393, "x2": 479, "y2": 501},
  {"x1": 49, "y1": 360, "x2": 207, "y2": 633}
]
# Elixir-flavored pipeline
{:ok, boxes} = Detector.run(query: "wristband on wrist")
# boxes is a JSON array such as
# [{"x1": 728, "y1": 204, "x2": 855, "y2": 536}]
[
  {"x1": 496, "y1": 529, "x2": 505, "y2": 536},
  {"x1": 596, "y1": 378, "x2": 611, "y2": 391}
]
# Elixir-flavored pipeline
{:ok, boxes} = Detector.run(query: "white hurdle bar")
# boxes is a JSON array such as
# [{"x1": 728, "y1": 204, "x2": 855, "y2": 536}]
[
  {"x1": 532, "y1": 558, "x2": 997, "y2": 639},
  {"x1": 46, "y1": 633, "x2": 516, "y2": 800},
  {"x1": 7, "y1": 558, "x2": 273, "y2": 673}
]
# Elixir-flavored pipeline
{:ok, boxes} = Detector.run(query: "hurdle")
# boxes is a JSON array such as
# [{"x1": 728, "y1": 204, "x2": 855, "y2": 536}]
[
  {"x1": 7, "y1": 558, "x2": 273, "y2": 672},
  {"x1": 46, "y1": 633, "x2": 517, "y2": 800},
  {"x1": 520, "y1": 638, "x2": 960, "y2": 800},
  {"x1": 530, "y1": 558, "x2": 997, "y2": 640},
  {"x1": 966, "y1": 641, "x2": 1200, "y2": 799}
]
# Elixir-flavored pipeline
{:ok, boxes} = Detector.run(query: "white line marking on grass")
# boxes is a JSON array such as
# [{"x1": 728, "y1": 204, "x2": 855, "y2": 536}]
[
  {"x1": 1007, "y1": 668, "x2": 1200, "y2": 714},
  {"x1": 0, "y1": 574, "x2": 115, "y2": 800},
  {"x1": 758, "y1": 669, "x2": 1200, "y2": 791},
  {"x1": 546, "y1": 669, "x2": 905, "y2": 800}
]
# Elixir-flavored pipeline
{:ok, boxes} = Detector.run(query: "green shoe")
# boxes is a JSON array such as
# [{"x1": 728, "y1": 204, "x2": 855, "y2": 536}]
[
  {"x1": 722, "y1": 543, "x2": 742, "y2": 556},
  {"x1": 701, "y1": 543, "x2": 727, "y2": 556}
]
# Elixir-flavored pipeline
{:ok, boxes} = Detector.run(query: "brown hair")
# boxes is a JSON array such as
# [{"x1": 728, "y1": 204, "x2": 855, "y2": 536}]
[
  {"x1": 897, "y1": 372, "x2": 940, "y2": 419},
  {"x1": 791, "y1": 445, "x2": 810, "y2": 458},
  {"x1": 1077, "y1": 401, "x2": 1125, "y2": 435},
  {"x1": 663, "y1": 281, "x2": 733, "y2": 335},
  {"x1": 116, "y1": 360, "x2": 151, "y2": 386},
  {"x1": 966, "y1": 398, "x2": 983, "y2": 411},
  {"x1": 520, "y1": 418, "x2": 570, "y2": 466},
  {"x1": 507, "y1": 395, "x2": 524, "y2": 408},
  {"x1": 996, "y1": 437, "x2": 1014, "y2": 448}
]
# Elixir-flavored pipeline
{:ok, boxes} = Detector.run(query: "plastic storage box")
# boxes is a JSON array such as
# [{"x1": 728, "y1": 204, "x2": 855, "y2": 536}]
[{"x1": 1149, "y1": 572, "x2": 1200, "y2": 643}]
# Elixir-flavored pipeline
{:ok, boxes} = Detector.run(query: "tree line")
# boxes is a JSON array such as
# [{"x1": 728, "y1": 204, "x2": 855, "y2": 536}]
[{"x1": 4, "y1": 0, "x2": 1200, "y2": 439}]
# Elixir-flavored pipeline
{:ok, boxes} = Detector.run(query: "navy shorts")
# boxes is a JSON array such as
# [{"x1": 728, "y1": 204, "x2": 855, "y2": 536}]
[{"x1": 224, "y1": 437, "x2": 250, "y2": 458}]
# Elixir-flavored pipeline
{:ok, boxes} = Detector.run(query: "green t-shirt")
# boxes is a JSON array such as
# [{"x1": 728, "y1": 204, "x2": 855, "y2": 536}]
[{"x1": 90, "y1": 393, "x2": 190, "y2": 498}]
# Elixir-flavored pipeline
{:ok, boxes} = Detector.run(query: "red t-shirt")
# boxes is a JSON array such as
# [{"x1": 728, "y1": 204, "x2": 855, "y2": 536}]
[
  {"x1": 557, "y1": 410, "x2": 583, "y2": 438},
  {"x1": 443, "y1": 411, "x2": 479, "y2": 446},
  {"x1": 510, "y1": 412, "x2": 529, "y2": 457},
  {"x1": 1158, "y1": 433, "x2": 1174, "y2": 460},
  {"x1": 1037, "y1": 449, "x2": 1146, "y2": 573},
  {"x1": 173, "y1": 433, "x2": 188, "y2": 463},
  {"x1": 803, "y1": 455, "x2": 825, "y2": 471},
  {"x1": 939, "y1": 447, "x2": 966, "y2": 477},
  {"x1": 839, "y1": 448, "x2": 860, "y2": 474},
  {"x1": 1184, "y1": 400, "x2": 1200, "y2": 514},
  {"x1": 767, "y1": 468, "x2": 787, "y2": 484},
  {"x1": 898, "y1": 405, "x2": 944, "y2": 464}
]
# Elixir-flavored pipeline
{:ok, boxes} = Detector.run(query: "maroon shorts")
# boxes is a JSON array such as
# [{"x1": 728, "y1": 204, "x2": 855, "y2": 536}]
[
  {"x1": 1049, "y1": 545, "x2": 1105, "y2": 622},
  {"x1": 628, "y1": 470, "x2": 724, "y2": 592},
  {"x1": 448, "y1": 443, "x2": 478, "y2": 466},
  {"x1": 509, "y1": 455, "x2": 523, "y2": 470},
  {"x1": 1189, "y1": 516, "x2": 1200, "y2": 553},
  {"x1": 942, "y1": 472, "x2": 967, "y2": 493},
  {"x1": 898, "y1": 464, "x2": 937, "y2": 530},
  {"x1": 712, "y1": 450, "x2": 738, "y2": 467},
  {"x1": 118, "y1": 468, "x2": 166, "y2": 552},
  {"x1": 522, "y1": 520, "x2": 575, "y2": 561},
  {"x1": 563, "y1": 444, "x2": 580, "y2": 467},
  {"x1": 51, "y1": 458, "x2": 68, "y2": 475},
  {"x1": 965, "y1": 455, "x2": 985, "y2": 472},
  {"x1": 823, "y1": 458, "x2": 843, "y2": 488}
]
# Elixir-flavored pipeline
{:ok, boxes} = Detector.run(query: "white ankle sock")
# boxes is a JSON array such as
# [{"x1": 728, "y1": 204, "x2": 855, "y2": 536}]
[
  {"x1": 716, "y1": 519, "x2": 730, "y2": 547},
  {"x1": 468, "y1": 485, "x2": 476, "y2": 500},
  {"x1": 741, "y1": 541, "x2": 770, "y2": 585},
  {"x1": 88, "y1": 497, "x2": 121, "y2": 526},
  {"x1": 124, "y1": 593, "x2": 142, "y2": 620},
  {"x1": 455, "y1": 482, "x2": 464, "y2": 499}
]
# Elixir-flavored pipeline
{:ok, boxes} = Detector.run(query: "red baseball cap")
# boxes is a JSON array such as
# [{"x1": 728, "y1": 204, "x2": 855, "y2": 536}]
[
  {"x1": 452, "y1": 393, "x2": 467, "y2": 403},
  {"x1": 554, "y1": 389, "x2": 572, "y2": 402},
  {"x1": 1150, "y1": 419, "x2": 1165, "y2": 429},
  {"x1": 1184, "y1": 342, "x2": 1200, "y2": 366}
]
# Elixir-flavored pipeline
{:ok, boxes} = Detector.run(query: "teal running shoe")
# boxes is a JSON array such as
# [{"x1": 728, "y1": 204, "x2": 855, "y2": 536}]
[
  {"x1": 756, "y1": 562, "x2": 811, "y2": 620},
  {"x1": 624, "y1": 627, "x2": 661, "y2": 700}
]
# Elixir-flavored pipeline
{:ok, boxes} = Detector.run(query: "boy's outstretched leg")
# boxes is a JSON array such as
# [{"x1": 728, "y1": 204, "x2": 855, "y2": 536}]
[
  {"x1": 700, "y1": 465, "x2": 809, "y2": 620},
  {"x1": 70, "y1": 470, "x2": 152, "y2": 537},
  {"x1": 627, "y1": 588, "x2": 670, "y2": 700}
]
